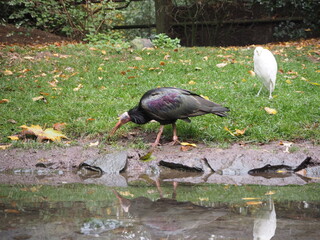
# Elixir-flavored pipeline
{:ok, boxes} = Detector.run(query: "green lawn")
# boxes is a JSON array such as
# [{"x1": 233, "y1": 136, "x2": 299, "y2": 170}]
[{"x1": 0, "y1": 41, "x2": 319, "y2": 146}]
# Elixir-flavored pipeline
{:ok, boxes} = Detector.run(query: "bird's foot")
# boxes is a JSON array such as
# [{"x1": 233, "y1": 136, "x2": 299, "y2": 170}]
[{"x1": 169, "y1": 139, "x2": 180, "y2": 146}]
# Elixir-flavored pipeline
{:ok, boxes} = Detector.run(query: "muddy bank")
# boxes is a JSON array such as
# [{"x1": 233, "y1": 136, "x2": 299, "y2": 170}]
[{"x1": 0, "y1": 141, "x2": 319, "y2": 185}]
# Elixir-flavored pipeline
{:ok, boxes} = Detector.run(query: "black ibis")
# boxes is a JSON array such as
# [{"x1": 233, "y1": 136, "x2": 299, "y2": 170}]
[{"x1": 110, "y1": 87, "x2": 229, "y2": 147}]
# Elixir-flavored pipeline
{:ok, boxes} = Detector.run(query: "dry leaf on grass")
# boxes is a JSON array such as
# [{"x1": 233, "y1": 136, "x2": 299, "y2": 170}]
[{"x1": 264, "y1": 107, "x2": 277, "y2": 115}]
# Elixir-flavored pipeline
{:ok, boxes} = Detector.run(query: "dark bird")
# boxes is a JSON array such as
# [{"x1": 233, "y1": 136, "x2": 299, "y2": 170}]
[{"x1": 110, "y1": 87, "x2": 229, "y2": 147}]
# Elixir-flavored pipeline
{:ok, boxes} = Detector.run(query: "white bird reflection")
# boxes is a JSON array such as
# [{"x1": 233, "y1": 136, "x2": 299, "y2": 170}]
[{"x1": 253, "y1": 197, "x2": 277, "y2": 240}]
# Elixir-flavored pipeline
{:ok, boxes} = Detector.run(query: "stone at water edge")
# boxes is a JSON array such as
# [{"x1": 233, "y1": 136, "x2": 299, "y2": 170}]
[{"x1": 79, "y1": 151, "x2": 127, "y2": 174}]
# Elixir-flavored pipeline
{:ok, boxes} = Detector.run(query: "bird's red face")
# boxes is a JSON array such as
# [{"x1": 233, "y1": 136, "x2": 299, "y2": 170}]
[{"x1": 110, "y1": 112, "x2": 131, "y2": 135}]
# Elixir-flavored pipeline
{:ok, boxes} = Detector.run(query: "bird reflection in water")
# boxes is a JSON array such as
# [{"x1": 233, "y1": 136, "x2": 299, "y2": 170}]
[
  {"x1": 113, "y1": 182, "x2": 227, "y2": 239},
  {"x1": 253, "y1": 197, "x2": 277, "y2": 240}
]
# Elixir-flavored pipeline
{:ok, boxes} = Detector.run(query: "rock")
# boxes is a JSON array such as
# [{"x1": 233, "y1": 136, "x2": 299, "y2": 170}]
[
  {"x1": 79, "y1": 151, "x2": 127, "y2": 174},
  {"x1": 131, "y1": 38, "x2": 153, "y2": 49}
]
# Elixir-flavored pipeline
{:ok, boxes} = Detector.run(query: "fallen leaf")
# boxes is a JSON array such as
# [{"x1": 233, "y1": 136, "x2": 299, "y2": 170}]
[
  {"x1": 195, "y1": 67, "x2": 202, "y2": 70},
  {"x1": 188, "y1": 80, "x2": 196, "y2": 85},
  {"x1": 135, "y1": 56, "x2": 142, "y2": 61},
  {"x1": 242, "y1": 197, "x2": 260, "y2": 200},
  {"x1": 235, "y1": 128, "x2": 246, "y2": 136},
  {"x1": 73, "y1": 84, "x2": 83, "y2": 91},
  {"x1": 180, "y1": 142, "x2": 197, "y2": 147},
  {"x1": 201, "y1": 95, "x2": 209, "y2": 100},
  {"x1": 7, "y1": 119, "x2": 17, "y2": 124},
  {"x1": 265, "y1": 191, "x2": 276, "y2": 195},
  {"x1": 203, "y1": 56, "x2": 208, "y2": 61},
  {"x1": 242, "y1": 78, "x2": 247, "y2": 82},
  {"x1": 4, "y1": 209, "x2": 20, "y2": 214},
  {"x1": 19, "y1": 125, "x2": 68, "y2": 142},
  {"x1": 224, "y1": 126, "x2": 246, "y2": 137},
  {"x1": 86, "y1": 118, "x2": 95, "y2": 122},
  {"x1": 41, "y1": 128, "x2": 68, "y2": 142},
  {"x1": 8, "y1": 136, "x2": 19, "y2": 141},
  {"x1": 216, "y1": 62, "x2": 228, "y2": 68},
  {"x1": 101, "y1": 50, "x2": 106, "y2": 55},
  {"x1": 3, "y1": 69, "x2": 13, "y2": 75},
  {"x1": 264, "y1": 107, "x2": 277, "y2": 115},
  {"x1": 140, "y1": 151, "x2": 154, "y2": 161},
  {"x1": 164, "y1": 54, "x2": 170, "y2": 60},
  {"x1": 0, "y1": 144, "x2": 12, "y2": 150},
  {"x1": 248, "y1": 70, "x2": 256, "y2": 76},
  {"x1": 119, "y1": 191, "x2": 134, "y2": 197},
  {"x1": 89, "y1": 141, "x2": 99, "y2": 147},
  {"x1": 246, "y1": 201, "x2": 263, "y2": 205},
  {"x1": 32, "y1": 96, "x2": 47, "y2": 102},
  {"x1": 199, "y1": 197, "x2": 209, "y2": 201},
  {"x1": 159, "y1": 61, "x2": 165, "y2": 65},
  {"x1": 0, "y1": 99, "x2": 10, "y2": 104},
  {"x1": 23, "y1": 56, "x2": 35, "y2": 60},
  {"x1": 180, "y1": 145, "x2": 193, "y2": 151},
  {"x1": 53, "y1": 122, "x2": 67, "y2": 131},
  {"x1": 286, "y1": 79, "x2": 292, "y2": 84}
]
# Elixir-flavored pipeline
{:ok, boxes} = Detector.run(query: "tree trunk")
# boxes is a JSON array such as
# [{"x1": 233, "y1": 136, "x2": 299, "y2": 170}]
[{"x1": 154, "y1": 0, "x2": 173, "y2": 34}]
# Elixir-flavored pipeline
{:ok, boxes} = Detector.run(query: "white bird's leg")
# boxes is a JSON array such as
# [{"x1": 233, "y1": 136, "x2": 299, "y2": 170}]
[
  {"x1": 152, "y1": 125, "x2": 164, "y2": 148},
  {"x1": 170, "y1": 123, "x2": 180, "y2": 145},
  {"x1": 256, "y1": 86, "x2": 263, "y2": 97},
  {"x1": 269, "y1": 81, "x2": 273, "y2": 99}
]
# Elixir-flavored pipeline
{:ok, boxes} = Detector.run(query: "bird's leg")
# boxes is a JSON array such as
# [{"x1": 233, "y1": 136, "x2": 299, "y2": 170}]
[
  {"x1": 269, "y1": 81, "x2": 273, "y2": 99},
  {"x1": 256, "y1": 86, "x2": 263, "y2": 97},
  {"x1": 170, "y1": 123, "x2": 180, "y2": 145},
  {"x1": 152, "y1": 125, "x2": 164, "y2": 148}
]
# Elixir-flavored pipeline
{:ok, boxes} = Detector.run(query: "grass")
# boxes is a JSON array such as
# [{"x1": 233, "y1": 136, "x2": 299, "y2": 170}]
[
  {"x1": 0, "y1": 40, "x2": 319, "y2": 147},
  {"x1": 1, "y1": 182, "x2": 320, "y2": 204}
]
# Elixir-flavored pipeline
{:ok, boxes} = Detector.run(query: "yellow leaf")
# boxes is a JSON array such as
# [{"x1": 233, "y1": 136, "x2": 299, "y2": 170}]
[
  {"x1": 3, "y1": 69, "x2": 13, "y2": 75},
  {"x1": 20, "y1": 125, "x2": 68, "y2": 142},
  {"x1": 224, "y1": 126, "x2": 235, "y2": 136},
  {"x1": 201, "y1": 95, "x2": 209, "y2": 100},
  {"x1": 286, "y1": 79, "x2": 292, "y2": 84},
  {"x1": 21, "y1": 124, "x2": 44, "y2": 136},
  {"x1": 199, "y1": 197, "x2": 209, "y2": 201},
  {"x1": 140, "y1": 151, "x2": 154, "y2": 161},
  {"x1": 246, "y1": 201, "x2": 263, "y2": 205},
  {"x1": 264, "y1": 107, "x2": 277, "y2": 115},
  {"x1": 224, "y1": 126, "x2": 246, "y2": 137},
  {"x1": 101, "y1": 50, "x2": 106, "y2": 55},
  {"x1": 0, "y1": 99, "x2": 10, "y2": 104},
  {"x1": 8, "y1": 136, "x2": 19, "y2": 141},
  {"x1": 235, "y1": 128, "x2": 246, "y2": 136},
  {"x1": 188, "y1": 80, "x2": 196, "y2": 85},
  {"x1": 119, "y1": 191, "x2": 134, "y2": 197},
  {"x1": 265, "y1": 191, "x2": 276, "y2": 195},
  {"x1": 98, "y1": 67, "x2": 103, "y2": 71},
  {"x1": 180, "y1": 142, "x2": 197, "y2": 147},
  {"x1": 242, "y1": 197, "x2": 260, "y2": 200},
  {"x1": 41, "y1": 128, "x2": 68, "y2": 142},
  {"x1": 242, "y1": 78, "x2": 247, "y2": 82},
  {"x1": 0, "y1": 144, "x2": 12, "y2": 150}
]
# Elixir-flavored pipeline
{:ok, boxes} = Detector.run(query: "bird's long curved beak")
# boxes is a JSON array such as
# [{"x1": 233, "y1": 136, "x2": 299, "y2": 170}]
[{"x1": 110, "y1": 120, "x2": 123, "y2": 136}]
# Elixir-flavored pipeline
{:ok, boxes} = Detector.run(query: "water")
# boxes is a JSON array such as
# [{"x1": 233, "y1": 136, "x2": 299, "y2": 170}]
[{"x1": 1, "y1": 181, "x2": 320, "y2": 240}]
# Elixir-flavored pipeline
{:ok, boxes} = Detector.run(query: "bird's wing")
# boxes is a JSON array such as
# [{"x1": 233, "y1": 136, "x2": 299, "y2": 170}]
[{"x1": 140, "y1": 88, "x2": 226, "y2": 122}]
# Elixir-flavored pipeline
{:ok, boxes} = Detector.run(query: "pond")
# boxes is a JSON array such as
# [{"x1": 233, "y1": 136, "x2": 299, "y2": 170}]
[{"x1": 1, "y1": 178, "x2": 320, "y2": 240}]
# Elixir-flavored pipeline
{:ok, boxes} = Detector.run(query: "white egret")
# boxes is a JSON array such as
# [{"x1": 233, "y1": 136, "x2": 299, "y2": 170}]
[{"x1": 253, "y1": 47, "x2": 278, "y2": 99}]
